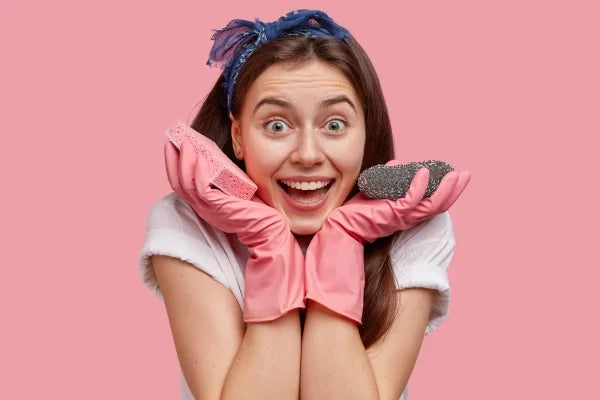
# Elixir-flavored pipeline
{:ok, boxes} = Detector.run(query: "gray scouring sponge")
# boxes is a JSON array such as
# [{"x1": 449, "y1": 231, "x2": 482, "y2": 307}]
[{"x1": 358, "y1": 160, "x2": 454, "y2": 200}]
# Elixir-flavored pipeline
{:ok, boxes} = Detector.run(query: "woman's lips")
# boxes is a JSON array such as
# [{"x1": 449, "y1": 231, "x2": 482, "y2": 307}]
[{"x1": 277, "y1": 180, "x2": 334, "y2": 211}]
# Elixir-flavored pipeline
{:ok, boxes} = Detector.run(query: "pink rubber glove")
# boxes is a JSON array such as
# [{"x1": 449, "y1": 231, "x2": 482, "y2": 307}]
[
  {"x1": 304, "y1": 162, "x2": 471, "y2": 325},
  {"x1": 164, "y1": 139, "x2": 306, "y2": 323}
]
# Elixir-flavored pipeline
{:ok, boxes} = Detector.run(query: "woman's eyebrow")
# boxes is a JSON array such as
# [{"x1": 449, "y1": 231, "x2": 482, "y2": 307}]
[
  {"x1": 253, "y1": 97, "x2": 291, "y2": 115},
  {"x1": 320, "y1": 95, "x2": 357, "y2": 114},
  {"x1": 253, "y1": 95, "x2": 357, "y2": 116}
]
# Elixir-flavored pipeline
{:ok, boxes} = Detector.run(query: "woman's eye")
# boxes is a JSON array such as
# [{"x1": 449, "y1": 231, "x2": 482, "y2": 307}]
[
  {"x1": 264, "y1": 119, "x2": 290, "y2": 133},
  {"x1": 263, "y1": 118, "x2": 347, "y2": 133},
  {"x1": 326, "y1": 118, "x2": 346, "y2": 132}
]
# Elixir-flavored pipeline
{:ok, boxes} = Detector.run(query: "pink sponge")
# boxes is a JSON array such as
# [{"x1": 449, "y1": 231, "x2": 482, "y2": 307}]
[{"x1": 165, "y1": 119, "x2": 258, "y2": 200}]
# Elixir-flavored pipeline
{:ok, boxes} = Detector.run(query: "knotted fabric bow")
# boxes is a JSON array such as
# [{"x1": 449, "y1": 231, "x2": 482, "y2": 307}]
[{"x1": 205, "y1": 9, "x2": 353, "y2": 112}]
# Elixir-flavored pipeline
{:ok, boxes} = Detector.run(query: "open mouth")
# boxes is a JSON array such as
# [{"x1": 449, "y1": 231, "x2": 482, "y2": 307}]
[{"x1": 277, "y1": 180, "x2": 335, "y2": 204}]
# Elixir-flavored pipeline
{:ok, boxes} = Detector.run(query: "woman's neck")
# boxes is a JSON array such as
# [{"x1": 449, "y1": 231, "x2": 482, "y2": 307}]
[
  {"x1": 293, "y1": 233, "x2": 314, "y2": 244},
  {"x1": 293, "y1": 234, "x2": 314, "y2": 257}
]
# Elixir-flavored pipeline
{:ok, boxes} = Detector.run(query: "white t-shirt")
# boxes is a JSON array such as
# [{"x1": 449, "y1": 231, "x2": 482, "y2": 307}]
[{"x1": 139, "y1": 192, "x2": 456, "y2": 400}]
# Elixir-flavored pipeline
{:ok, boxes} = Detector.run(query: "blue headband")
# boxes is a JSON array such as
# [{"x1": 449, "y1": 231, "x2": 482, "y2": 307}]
[{"x1": 205, "y1": 9, "x2": 354, "y2": 113}]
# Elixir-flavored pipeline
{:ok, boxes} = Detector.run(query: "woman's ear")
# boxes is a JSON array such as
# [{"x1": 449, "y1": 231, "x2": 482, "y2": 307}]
[{"x1": 230, "y1": 112, "x2": 244, "y2": 160}]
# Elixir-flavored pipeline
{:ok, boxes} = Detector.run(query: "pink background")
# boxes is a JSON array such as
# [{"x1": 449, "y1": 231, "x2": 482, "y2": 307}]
[{"x1": 1, "y1": 0, "x2": 598, "y2": 398}]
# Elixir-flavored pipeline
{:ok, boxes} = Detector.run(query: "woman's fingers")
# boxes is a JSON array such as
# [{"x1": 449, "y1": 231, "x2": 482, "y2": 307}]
[
  {"x1": 385, "y1": 159, "x2": 403, "y2": 167},
  {"x1": 406, "y1": 170, "x2": 457, "y2": 220},
  {"x1": 194, "y1": 156, "x2": 229, "y2": 204},
  {"x1": 425, "y1": 170, "x2": 459, "y2": 212},
  {"x1": 164, "y1": 141, "x2": 183, "y2": 193},
  {"x1": 179, "y1": 140, "x2": 200, "y2": 196},
  {"x1": 164, "y1": 141, "x2": 198, "y2": 206},
  {"x1": 437, "y1": 170, "x2": 471, "y2": 212},
  {"x1": 412, "y1": 170, "x2": 470, "y2": 219},
  {"x1": 398, "y1": 167, "x2": 430, "y2": 209}
]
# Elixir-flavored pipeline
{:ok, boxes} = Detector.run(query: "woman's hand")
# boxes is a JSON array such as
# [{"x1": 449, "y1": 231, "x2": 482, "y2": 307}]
[
  {"x1": 164, "y1": 139, "x2": 306, "y2": 322},
  {"x1": 332, "y1": 160, "x2": 471, "y2": 244},
  {"x1": 304, "y1": 162, "x2": 471, "y2": 325},
  {"x1": 164, "y1": 140, "x2": 285, "y2": 245}
]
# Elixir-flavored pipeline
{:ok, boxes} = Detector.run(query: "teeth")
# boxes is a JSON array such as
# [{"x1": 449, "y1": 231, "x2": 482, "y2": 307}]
[{"x1": 281, "y1": 180, "x2": 331, "y2": 190}]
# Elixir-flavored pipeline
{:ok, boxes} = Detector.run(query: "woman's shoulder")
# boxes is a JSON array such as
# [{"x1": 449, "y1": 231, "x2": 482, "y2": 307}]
[
  {"x1": 146, "y1": 192, "x2": 226, "y2": 241},
  {"x1": 146, "y1": 191, "x2": 203, "y2": 229},
  {"x1": 143, "y1": 191, "x2": 247, "y2": 271},
  {"x1": 140, "y1": 192, "x2": 248, "y2": 302}
]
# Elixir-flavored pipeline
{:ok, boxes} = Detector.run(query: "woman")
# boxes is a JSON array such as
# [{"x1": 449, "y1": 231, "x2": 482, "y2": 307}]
[{"x1": 139, "y1": 9, "x2": 471, "y2": 399}]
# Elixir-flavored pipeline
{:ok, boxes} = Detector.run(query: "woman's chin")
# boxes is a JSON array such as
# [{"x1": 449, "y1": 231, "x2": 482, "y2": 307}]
[
  {"x1": 291, "y1": 226, "x2": 318, "y2": 235},
  {"x1": 289, "y1": 219, "x2": 324, "y2": 236}
]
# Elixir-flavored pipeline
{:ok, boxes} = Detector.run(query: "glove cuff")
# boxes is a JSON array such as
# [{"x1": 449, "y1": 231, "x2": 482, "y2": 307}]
[
  {"x1": 242, "y1": 232, "x2": 306, "y2": 323},
  {"x1": 304, "y1": 225, "x2": 365, "y2": 325}
]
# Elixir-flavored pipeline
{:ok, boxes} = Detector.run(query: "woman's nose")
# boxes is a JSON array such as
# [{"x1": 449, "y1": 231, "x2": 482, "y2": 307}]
[{"x1": 288, "y1": 129, "x2": 326, "y2": 166}]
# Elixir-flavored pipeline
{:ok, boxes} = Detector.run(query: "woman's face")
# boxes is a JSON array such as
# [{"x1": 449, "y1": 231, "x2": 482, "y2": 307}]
[{"x1": 230, "y1": 60, "x2": 366, "y2": 235}]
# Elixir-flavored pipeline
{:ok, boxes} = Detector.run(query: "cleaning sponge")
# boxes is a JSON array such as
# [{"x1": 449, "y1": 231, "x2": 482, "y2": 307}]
[
  {"x1": 358, "y1": 160, "x2": 455, "y2": 200},
  {"x1": 165, "y1": 119, "x2": 258, "y2": 200}
]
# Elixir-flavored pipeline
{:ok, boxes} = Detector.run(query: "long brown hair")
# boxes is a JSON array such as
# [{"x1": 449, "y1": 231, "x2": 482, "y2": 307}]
[{"x1": 191, "y1": 34, "x2": 401, "y2": 349}]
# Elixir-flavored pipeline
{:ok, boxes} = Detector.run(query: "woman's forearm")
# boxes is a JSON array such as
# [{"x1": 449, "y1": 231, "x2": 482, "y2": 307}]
[
  {"x1": 221, "y1": 309, "x2": 302, "y2": 400},
  {"x1": 300, "y1": 301, "x2": 380, "y2": 400}
]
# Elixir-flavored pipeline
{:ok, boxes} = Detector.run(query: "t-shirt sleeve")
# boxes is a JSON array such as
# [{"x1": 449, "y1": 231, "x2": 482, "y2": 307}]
[
  {"x1": 138, "y1": 193, "x2": 231, "y2": 301},
  {"x1": 391, "y1": 210, "x2": 456, "y2": 335}
]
